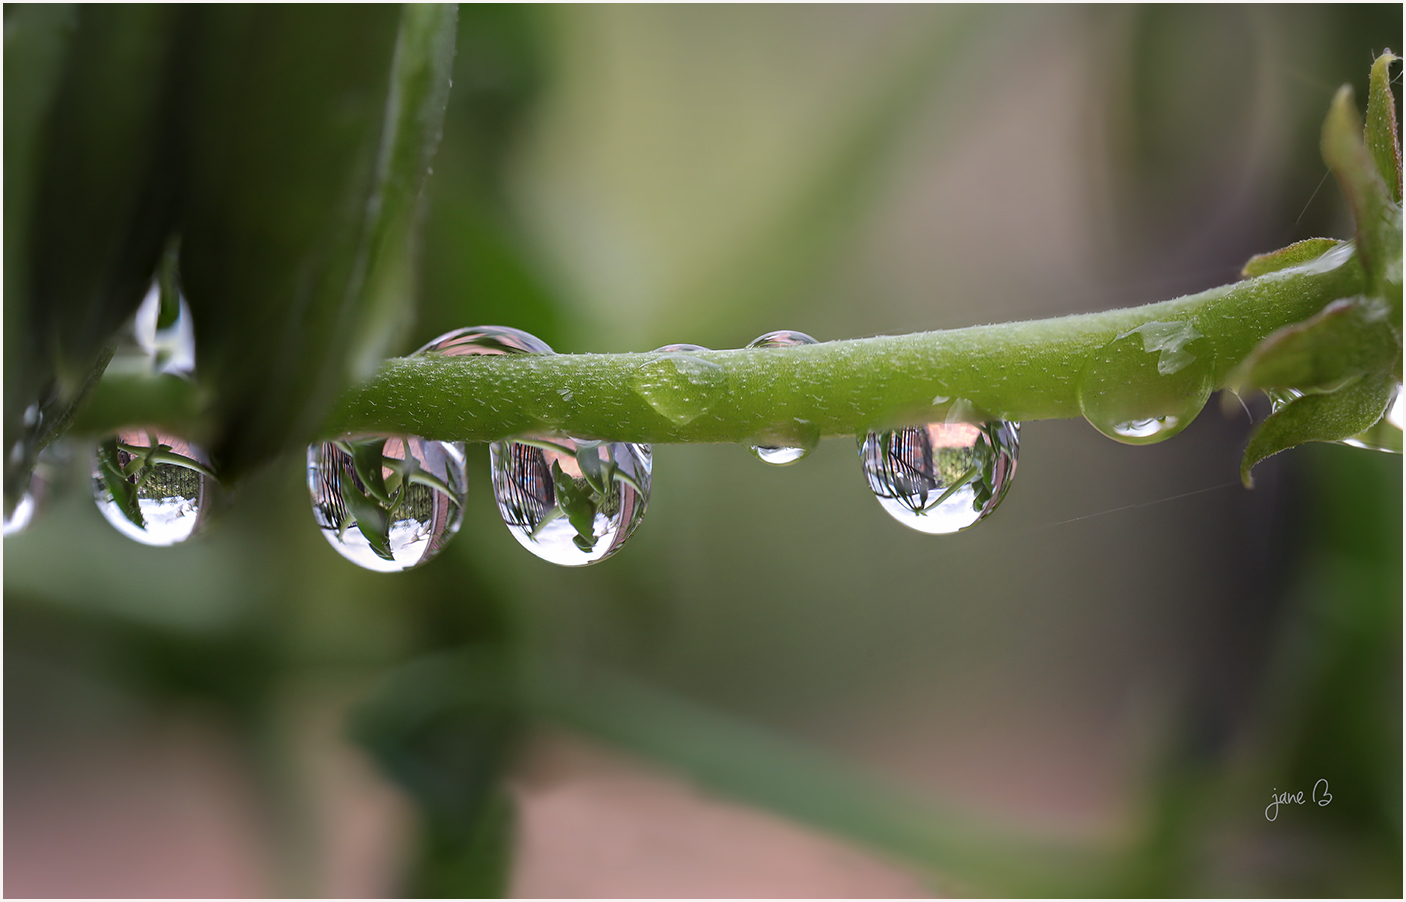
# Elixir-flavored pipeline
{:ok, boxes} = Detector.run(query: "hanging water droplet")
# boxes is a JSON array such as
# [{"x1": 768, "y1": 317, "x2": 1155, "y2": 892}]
[
  {"x1": 1077, "y1": 321, "x2": 1214, "y2": 444},
  {"x1": 418, "y1": 325, "x2": 655, "y2": 564},
  {"x1": 415, "y1": 324, "x2": 555, "y2": 357},
  {"x1": 744, "y1": 330, "x2": 819, "y2": 464},
  {"x1": 634, "y1": 352, "x2": 726, "y2": 425},
  {"x1": 858, "y1": 421, "x2": 1019, "y2": 534},
  {"x1": 308, "y1": 436, "x2": 467, "y2": 572},
  {"x1": 92, "y1": 430, "x2": 213, "y2": 546},
  {"x1": 4, "y1": 473, "x2": 45, "y2": 537},
  {"x1": 134, "y1": 276, "x2": 196, "y2": 376},
  {"x1": 491, "y1": 436, "x2": 651, "y2": 566}
]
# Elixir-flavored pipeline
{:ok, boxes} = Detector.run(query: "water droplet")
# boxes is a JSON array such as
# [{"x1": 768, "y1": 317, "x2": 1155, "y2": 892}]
[
  {"x1": 747, "y1": 330, "x2": 818, "y2": 350},
  {"x1": 491, "y1": 436, "x2": 651, "y2": 566},
  {"x1": 308, "y1": 436, "x2": 467, "y2": 572},
  {"x1": 134, "y1": 278, "x2": 196, "y2": 375},
  {"x1": 419, "y1": 325, "x2": 654, "y2": 564},
  {"x1": 1077, "y1": 321, "x2": 1213, "y2": 444},
  {"x1": 745, "y1": 330, "x2": 819, "y2": 463},
  {"x1": 653, "y1": 343, "x2": 710, "y2": 353},
  {"x1": 858, "y1": 421, "x2": 1019, "y2": 534},
  {"x1": 4, "y1": 473, "x2": 45, "y2": 537},
  {"x1": 415, "y1": 325, "x2": 555, "y2": 357},
  {"x1": 634, "y1": 353, "x2": 726, "y2": 425},
  {"x1": 93, "y1": 430, "x2": 213, "y2": 546}
]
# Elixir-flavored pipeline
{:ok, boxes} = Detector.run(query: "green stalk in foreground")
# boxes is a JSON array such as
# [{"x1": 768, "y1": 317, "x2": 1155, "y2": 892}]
[{"x1": 68, "y1": 57, "x2": 1403, "y2": 489}]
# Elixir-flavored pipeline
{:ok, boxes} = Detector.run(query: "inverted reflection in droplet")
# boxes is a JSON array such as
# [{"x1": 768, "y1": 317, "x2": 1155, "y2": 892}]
[
  {"x1": 745, "y1": 330, "x2": 819, "y2": 464},
  {"x1": 858, "y1": 420, "x2": 1019, "y2": 534},
  {"x1": 308, "y1": 436, "x2": 467, "y2": 572},
  {"x1": 133, "y1": 277, "x2": 196, "y2": 376},
  {"x1": 491, "y1": 436, "x2": 651, "y2": 566},
  {"x1": 93, "y1": 430, "x2": 213, "y2": 546}
]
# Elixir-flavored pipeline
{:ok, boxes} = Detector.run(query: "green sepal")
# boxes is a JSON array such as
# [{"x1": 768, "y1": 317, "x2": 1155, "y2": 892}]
[
  {"x1": 1241, "y1": 374, "x2": 1396, "y2": 487},
  {"x1": 1366, "y1": 51, "x2": 1401, "y2": 204},
  {"x1": 1240, "y1": 239, "x2": 1343, "y2": 279},
  {"x1": 1321, "y1": 84, "x2": 1402, "y2": 310},
  {"x1": 1231, "y1": 296, "x2": 1401, "y2": 393}
]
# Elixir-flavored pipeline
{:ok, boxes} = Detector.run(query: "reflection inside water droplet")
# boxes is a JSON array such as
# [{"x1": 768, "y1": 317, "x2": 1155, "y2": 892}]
[
  {"x1": 745, "y1": 330, "x2": 819, "y2": 464},
  {"x1": 93, "y1": 430, "x2": 213, "y2": 546},
  {"x1": 858, "y1": 421, "x2": 1019, "y2": 534},
  {"x1": 1077, "y1": 322, "x2": 1213, "y2": 445},
  {"x1": 308, "y1": 436, "x2": 467, "y2": 572},
  {"x1": 134, "y1": 276, "x2": 196, "y2": 376},
  {"x1": 491, "y1": 436, "x2": 651, "y2": 566},
  {"x1": 415, "y1": 324, "x2": 555, "y2": 357}
]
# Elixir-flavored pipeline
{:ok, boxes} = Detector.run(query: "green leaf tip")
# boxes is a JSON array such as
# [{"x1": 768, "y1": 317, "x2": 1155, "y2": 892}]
[
  {"x1": 1241, "y1": 238, "x2": 1342, "y2": 279},
  {"x1": 1367, "y1": 50, "x2": 1401, "y2": 204},
  {"x1": 1231, "y1": 296, "x2": 1401, "y2": 395},
  {"x1": 1322, "y1": 80, "x2": 1403, "y2": 306},
  {"x1": 1240, "y1": 374, "x2": 1396, "y2": 487}
]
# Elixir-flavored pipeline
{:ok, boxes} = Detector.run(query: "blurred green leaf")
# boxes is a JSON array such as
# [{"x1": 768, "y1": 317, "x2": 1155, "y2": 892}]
[
  {"x1": 27, "y1": 4, "x2": 183, "y2": 386},
  {"x1": 179, "y1": 5, "x2": 457, "y2": 479},
  {"x1": 3, "y1": 3, "x2": 75, "y2": 501},
  {"x1": 1241, "y1": 373, "x2": 1395, "y2": 486},
  {"x1": 349, "y1": 649, "x2": 520, "y2": 897}
]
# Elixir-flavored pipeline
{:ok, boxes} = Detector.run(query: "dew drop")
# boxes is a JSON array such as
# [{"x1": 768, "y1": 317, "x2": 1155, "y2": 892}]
[
  {"x1": 633, "y1": 353, "x2": 726, "y2": 426},
  {"x1": 745, "y1": 330, "x2": 819, "y2": 464},
  {"x1": 93, "y1": 430, "x2": 213, "y2": 546},
  {"x1": 490, "y1": 436, "x2": 651, "y2": 566},
  {"x1": 415, "y1": 324, "x2": 555, "y2": 357},
  {"x1": 858, "y1": 421, "x2": 1019, "y2": 534},
  {"x1": 308, "y1": 436, "x2": 467, "y2": 572},
  {"x1": 1077, "y1": 321, "x2": 1213, "y2": 444}
]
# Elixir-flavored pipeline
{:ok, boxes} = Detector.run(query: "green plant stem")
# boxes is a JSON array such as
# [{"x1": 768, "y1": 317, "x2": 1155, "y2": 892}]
[{"x1": 73, "y1": 252, "x2": 1364, "y2": 448}]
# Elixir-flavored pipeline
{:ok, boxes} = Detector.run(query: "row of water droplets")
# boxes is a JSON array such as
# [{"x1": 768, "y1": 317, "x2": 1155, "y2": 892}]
[{"x1": 6, "y1": 305, "x2": 1401, "y2": 560}]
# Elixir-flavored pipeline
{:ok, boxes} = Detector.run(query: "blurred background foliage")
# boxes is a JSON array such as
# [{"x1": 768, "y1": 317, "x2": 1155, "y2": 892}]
[{"x1": 5, "y1": 4, "x2": 1402, "y2": 896}]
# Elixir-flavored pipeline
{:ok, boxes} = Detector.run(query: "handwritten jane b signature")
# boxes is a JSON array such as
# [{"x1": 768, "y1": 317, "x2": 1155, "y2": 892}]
[{"x1": 1265, "y1": 779, "x2": 1332, "y2": 821}]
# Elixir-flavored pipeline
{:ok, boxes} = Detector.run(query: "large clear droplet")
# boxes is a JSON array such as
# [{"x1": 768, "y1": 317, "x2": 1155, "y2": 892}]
[
  {"x1": 420, "y1": 325, "x2": 654, "y2": 565},
  {"x1": 1077, "y1": 321, "x2": 1214, "y2": 444},
  {"x1": 491, "y1": 436, "x2": 651, "y2": 566},
  {"x1": 745, "y1": 330, "x2": 819, "y2": 464},
  {"x1": 858, "y1": 421, "x2": 1019, "y2": 534},
  {"x1": 93, "y1": 430, "x2": 213, "y2": 546},
  {"x1": 415, "y1": 324, "x2": 555, "y2": 357},
  {"x1": 308, "y1": 436, "x2": 468, "y2": 572},
  {"x1": 134, "y1": 276, "x2": 196, "y2": 376}
]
